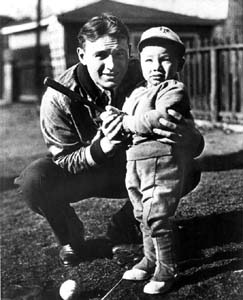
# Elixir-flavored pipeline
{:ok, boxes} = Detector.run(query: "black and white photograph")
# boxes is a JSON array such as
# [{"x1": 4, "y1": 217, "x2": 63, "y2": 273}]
[{"x1": 1, "y1": 0, "x2": 243, "y2": 299}]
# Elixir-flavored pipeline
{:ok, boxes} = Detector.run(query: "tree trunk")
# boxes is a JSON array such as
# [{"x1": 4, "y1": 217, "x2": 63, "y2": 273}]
[{"x1": 224, "y1": 0, "x2": 243, "y2": 42}]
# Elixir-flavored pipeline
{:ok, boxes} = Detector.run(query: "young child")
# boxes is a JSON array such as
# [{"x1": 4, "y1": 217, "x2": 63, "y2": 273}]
[{"x1": 110, "y1": 26, "x2": 203, "y2": 295}]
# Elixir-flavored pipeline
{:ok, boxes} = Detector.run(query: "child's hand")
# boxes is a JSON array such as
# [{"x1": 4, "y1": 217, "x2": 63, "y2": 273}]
[
  {"x1": 100, "y1": 105, "x2": 127, "y2": 144},
  {"x1": 105, "y1": 105, "x2": 124, "y2": 116}
]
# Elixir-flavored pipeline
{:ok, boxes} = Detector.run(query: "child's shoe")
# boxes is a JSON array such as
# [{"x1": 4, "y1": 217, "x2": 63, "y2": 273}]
[
  {"x1": 143, "y1": 278, "x2": 174, "y2": 294},
  {"x1": 122, "y1": 256, "x2": 155, "y2": 280}
]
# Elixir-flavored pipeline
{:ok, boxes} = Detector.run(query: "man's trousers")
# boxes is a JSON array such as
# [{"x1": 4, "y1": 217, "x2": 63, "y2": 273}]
[{"x1": 15, "y1": 155, "x2": 200, "y2": 249}]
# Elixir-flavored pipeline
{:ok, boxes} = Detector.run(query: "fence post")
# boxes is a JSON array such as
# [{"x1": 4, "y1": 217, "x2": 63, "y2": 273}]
[
  {"x1": 2, "y1": 49, "x2": 14, "y2": 103},
  {"x1": 210, "y1": 47, "x2": 218, "y2": 122}
]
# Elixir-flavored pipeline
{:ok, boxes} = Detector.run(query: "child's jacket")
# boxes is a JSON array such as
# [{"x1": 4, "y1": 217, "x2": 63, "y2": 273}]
[{"x1": 122, "y1": 79, "x2": 192, "y2": 161}]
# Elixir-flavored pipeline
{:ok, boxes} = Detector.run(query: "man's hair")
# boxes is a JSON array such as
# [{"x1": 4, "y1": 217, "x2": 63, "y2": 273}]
[{"x1": 77, "y1": 13, "x2": 130, "y2": 49}]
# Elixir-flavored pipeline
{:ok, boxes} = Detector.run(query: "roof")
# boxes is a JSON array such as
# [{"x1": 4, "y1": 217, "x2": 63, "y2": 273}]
[
  {"x1": 0, "y1": 15, "x2": 15, "y2": 28},
  {"x1": 58, "y1": 0, "x2": 223, "y2": 26},
  {"x1": 0, "y1": 17, "x2": 50, "y2": 35}
]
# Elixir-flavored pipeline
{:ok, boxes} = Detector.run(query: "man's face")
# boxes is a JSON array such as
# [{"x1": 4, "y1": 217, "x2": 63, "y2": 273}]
[
  {"x1": 140, "y1": 43, "x2": 183, "y2": 86},
  {"x1": 77, "y1": 35, "x2": 130, "y2": 90}
]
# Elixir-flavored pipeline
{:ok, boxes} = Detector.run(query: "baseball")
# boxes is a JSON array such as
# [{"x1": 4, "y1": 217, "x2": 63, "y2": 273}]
[{"x1": 59, "y1": 279, "x2": 78, "y2": 300}]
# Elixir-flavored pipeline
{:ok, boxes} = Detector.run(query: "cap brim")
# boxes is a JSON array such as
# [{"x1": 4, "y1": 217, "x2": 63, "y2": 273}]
[{"x1": 138, "y1": 37, "x2": 185, "y2": 56}]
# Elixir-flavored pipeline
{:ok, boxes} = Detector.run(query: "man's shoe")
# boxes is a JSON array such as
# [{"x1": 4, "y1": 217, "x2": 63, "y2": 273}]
[
  {"x1": 59, "y1": 244, "x2": 81, "y2": 267},
  {"x1": 112, "y1": 244, "x2": 143, "y2": 267},
  {"x1": 143, "y1": 279, "x2": 174, "y2": 294},
  {"x1": 112, "y1": 244, "x2": 143, "y2": 255}
]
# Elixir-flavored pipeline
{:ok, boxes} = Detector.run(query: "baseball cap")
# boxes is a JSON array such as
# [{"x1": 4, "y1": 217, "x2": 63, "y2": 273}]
[{"x1": 138, "y1": 26, "x2": 185, "y2": 56}]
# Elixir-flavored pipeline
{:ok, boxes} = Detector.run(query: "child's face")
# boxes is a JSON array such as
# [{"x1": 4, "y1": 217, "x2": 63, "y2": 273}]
[{"x1": 140, "y1": 43, "x2": 182, "y2": 86}]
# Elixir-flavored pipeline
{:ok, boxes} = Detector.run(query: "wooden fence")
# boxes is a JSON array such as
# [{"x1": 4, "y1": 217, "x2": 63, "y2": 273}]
[{"x1": 181, "y1": 39, "x2": 243, "y2": 124}]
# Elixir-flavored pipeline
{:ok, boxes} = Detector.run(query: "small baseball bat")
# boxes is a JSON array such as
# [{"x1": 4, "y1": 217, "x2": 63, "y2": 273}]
[{"x1": 43, "y1": 77, "x2": 104, "y2": 113}]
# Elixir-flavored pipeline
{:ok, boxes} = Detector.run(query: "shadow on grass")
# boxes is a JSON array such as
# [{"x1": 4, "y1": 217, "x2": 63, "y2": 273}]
[
  {"x1": 178, "y1": 249, "x2": 243, "y2": 272},
  {"x1": 174, "y1": 210, "x2": 243, "y2": 262},
  {"x1": 74, "y1": 288, "x2": 106, "y2": 300},
  {"x1": 175, "y1": 258, "x2": 243, "y2": 289},
  {"x1": 198, "y1": 149, "x2": 243, "y2": 171},
  {"x1": 81, "y1": 238, "x2": 113, "y2": 260},
  {"x1": 0, "y1": 176, "x2": 16, "y2": 192},
  {"x1": 111, "y1": 210, "x2": 243, "y2": 266}
]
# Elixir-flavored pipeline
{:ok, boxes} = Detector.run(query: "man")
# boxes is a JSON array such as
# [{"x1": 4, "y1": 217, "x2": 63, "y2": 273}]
[{"x1": 15, "y1": 14, "x2": 203, "y2": 268}]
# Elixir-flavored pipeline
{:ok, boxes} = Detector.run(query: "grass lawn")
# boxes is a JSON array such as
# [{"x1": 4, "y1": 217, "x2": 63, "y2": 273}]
[{"x1": 1, "y1": 103, "x2": 243, "y2": 300}]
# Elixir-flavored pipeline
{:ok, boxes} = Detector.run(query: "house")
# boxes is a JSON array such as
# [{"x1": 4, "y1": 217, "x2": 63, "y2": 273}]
[
  {"x1": 0, "y1": 17, "x2": 52, "y2": 102},
  {"x1": 0, "y1": 0, "x2": 226, "y2": 102},
  {"x1": 0, "y1": 15, "x2": 15, "y2": 100}
]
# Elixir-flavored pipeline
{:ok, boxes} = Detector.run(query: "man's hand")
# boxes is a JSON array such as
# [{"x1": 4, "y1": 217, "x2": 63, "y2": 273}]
[
  {"x1": 100, "y1": 106, "x2": 124, "y2": 142},
  {"x1": 153, "y1": 109, "x2": 204, "y2": 156}
]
